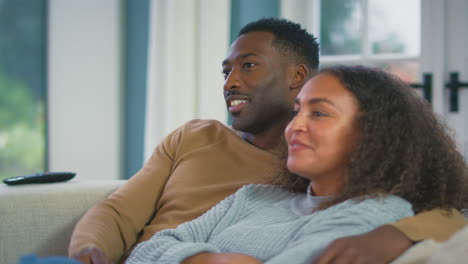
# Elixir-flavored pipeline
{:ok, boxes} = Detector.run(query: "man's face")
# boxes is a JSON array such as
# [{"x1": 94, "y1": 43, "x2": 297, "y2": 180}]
[{"x1": 222, "y1": 31, "x2": 295, "y2": 133}]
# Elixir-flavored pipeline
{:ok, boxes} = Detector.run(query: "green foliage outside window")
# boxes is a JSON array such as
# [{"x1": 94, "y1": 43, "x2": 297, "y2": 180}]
[
  {"x1": 0, "y1": 0, "x2": 46, "y2": 180},
  {"x1": 0, "y1": 71, "x2": 45, "y2": 179}
]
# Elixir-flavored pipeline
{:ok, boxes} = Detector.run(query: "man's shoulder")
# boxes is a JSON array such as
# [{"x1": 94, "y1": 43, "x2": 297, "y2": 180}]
[
  {"x1": 169, "y1": 119, "x2": 241, "y2": 149},
  {"x1": 182, "y1": 119, "x2": 231, "y2": 133}
]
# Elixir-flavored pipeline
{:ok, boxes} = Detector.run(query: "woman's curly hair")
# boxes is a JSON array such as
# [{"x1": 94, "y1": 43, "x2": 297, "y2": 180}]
[{"x1": 276, "y1": 65, "x2": 468, "y2": 213}]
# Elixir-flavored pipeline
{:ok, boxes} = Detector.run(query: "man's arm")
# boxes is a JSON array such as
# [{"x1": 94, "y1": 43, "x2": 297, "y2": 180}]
[
  {"x1": 390, "y1": 208, "x2": 467, "y2": 242},
  {"x1": 314, "y1": 225, "x2": 412, "y2": 264},
  {"x1": 315, "y1": 208, "x2": 468, "y2": 264},
  {"x1": 69, "y1": 128, "x2": 183, "y2": 263}
]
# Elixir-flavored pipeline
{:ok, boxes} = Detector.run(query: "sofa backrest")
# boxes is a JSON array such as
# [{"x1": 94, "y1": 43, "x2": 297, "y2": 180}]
[{"x1": 0, "y1": 180, "x2": 125, "y2": 264}]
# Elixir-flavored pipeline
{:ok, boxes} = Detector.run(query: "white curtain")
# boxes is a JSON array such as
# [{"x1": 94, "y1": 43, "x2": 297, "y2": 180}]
[{"x1": 144, "y1": 0, "x2": 230, "y2": 161}]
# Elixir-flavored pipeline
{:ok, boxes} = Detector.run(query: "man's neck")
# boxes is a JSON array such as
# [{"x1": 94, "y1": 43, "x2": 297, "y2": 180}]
[{"x1": 238, "y1": 124, "x2": 288, "y2": 153}]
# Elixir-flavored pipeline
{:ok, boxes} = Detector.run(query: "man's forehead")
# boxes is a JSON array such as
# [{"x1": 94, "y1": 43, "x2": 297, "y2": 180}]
[
  {"x1": 232, "y1": 31, "x2": 274, "y2": 49},
  {"x1": 222, "y1": 32, "x2": 276, "y2": 64},
  {"x1": 222, "y1": 53, "x2": 259, "y2": 65}
]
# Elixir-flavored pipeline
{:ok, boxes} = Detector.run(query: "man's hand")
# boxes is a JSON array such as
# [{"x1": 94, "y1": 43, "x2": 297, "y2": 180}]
[
  {"x1": 71, "y1": 247, "x2": 114, "y2": 264},
  {"x1": 315, "y1": 225, "x2": 413, "y2": 264},
  {"x1": 182, "y1": 252, "x2": 262, "y2": 264}
]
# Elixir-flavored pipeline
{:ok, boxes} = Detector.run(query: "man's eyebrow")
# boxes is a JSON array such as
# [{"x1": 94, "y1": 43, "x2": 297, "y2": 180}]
[{"x1": 222, "y1": 53, "x2": 258, "y2": 66}]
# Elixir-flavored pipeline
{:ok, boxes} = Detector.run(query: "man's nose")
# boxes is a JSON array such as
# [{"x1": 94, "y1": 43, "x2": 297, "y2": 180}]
[{"x1": 223, "y1": 69, "x2": 241, "y2": 92}]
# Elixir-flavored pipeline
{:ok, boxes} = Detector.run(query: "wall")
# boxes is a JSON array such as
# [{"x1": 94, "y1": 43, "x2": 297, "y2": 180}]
[{"x1": 48, "y1": 0, "x2": 123, "y2": 180}]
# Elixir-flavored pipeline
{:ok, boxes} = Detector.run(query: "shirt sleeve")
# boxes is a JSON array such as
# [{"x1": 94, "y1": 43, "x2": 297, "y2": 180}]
[
  {"x1": 68, "y1": 126, "x2": 184, "y2": 263},
  {"x1": 265, "y1": 196, "x2": 414, "y2": 264},
  {"x1": 389, "y1": 208, "x2": 468, "y2": 242},
  {"x1": 125, "y1": 187, "x2": 249, "y2": 264}
]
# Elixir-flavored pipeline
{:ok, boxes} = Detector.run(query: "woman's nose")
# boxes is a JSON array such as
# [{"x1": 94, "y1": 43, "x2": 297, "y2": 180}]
[{"x1": 286, "y1": 113, "x2": 307, "y2": 134}]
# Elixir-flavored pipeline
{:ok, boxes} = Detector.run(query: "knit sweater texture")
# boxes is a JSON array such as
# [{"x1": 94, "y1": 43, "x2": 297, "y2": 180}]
[
  {"x1": 126, "y1": 184, "x2": 414, "y2": 264},
  {"x1": 69, "y1": 119, "x2": 468, "y2": 263}
]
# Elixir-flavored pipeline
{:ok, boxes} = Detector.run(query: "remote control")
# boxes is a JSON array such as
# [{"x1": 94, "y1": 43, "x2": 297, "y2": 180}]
[{"x1": 2, "y1": 172, "x2": 76, "y2": 185}]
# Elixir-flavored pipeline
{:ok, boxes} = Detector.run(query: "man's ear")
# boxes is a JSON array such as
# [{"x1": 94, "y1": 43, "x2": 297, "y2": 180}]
[{"x1": 290, "y1": 64, "x2": 309, "y2": 90}]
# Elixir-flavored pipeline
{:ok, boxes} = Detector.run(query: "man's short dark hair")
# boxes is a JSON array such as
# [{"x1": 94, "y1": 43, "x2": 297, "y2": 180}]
[{"x1": 238, "y1": 17, "x2": 319, "y2": 71}]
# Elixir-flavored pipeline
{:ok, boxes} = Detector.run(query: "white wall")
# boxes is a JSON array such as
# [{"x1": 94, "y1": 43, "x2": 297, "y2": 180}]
[{"x1": 48, "y1": 0, "x2": 123, "y2": 180}]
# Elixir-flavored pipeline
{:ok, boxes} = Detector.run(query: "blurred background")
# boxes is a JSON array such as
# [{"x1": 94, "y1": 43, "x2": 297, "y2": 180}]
[{"x1": 0, "y1": 0, "x2": 467, "y2": 181}]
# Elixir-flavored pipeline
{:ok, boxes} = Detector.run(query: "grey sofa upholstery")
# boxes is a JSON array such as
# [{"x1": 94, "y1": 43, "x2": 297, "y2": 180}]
[{"x1": 0, "y1": 180, "x2": 125, "y2": 264}]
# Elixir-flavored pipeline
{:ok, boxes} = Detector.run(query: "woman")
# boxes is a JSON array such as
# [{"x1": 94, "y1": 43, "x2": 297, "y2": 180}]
[{"x1": 126, "y1": 66, "x2": 467, "y2": 264}]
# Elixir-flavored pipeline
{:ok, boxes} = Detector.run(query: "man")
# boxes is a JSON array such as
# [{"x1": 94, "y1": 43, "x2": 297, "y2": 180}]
[{"x1": 70, "y1": 18, "x2": 467, "y2": 264}]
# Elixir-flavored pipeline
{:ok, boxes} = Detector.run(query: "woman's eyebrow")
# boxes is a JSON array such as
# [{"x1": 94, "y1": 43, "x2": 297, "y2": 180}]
[{"x1": 294, "y1": 97, "x2": 336, "y2": 107}]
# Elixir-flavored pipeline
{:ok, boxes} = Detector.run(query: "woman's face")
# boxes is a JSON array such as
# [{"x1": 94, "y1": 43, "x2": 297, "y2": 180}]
[{"x1": 285, "y1": 73, "x2": 361, "y2": 195}]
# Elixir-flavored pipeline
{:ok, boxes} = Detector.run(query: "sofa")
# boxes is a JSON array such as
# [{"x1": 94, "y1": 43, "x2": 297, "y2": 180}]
[
  {"x1": 1, "y1": 181, "x2": 467, "y2": 264},
  {"x1": 0, "y1": 180, "x2": 125, "y2": 264}
]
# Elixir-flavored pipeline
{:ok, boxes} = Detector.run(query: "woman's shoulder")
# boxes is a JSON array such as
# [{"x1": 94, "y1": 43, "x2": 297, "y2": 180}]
[
  {"x1": 328, "y1": 195, "x2": 414, "y2": 223},
  {"x1": 234, "y1": 184, "x2": 301, "y2": 203}
]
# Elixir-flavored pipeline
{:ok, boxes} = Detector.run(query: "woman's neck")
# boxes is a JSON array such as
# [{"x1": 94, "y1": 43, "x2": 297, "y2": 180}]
[{"x1": 308, "y1": 173, "x2": 345, "y2": 196}]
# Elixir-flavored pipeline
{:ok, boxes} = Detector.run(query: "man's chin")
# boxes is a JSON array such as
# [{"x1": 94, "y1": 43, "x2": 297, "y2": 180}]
[
  {"x1": 231, "y1": 118, "x2": 248, "y2": 132},
  {"x1": 230, "y1": 119, "x2": 242, "y2": 131}
]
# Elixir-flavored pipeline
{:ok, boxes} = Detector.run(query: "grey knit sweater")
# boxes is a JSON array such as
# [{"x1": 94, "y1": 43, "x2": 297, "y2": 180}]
[{"x1": 127, "y1": 184, "x2": 414, "y2": 264}]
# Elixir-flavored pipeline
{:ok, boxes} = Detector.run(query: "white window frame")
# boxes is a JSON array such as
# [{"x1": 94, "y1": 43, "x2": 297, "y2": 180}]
[{"x1": 281, "y1": 0, "x2": 421, "y2": 67}]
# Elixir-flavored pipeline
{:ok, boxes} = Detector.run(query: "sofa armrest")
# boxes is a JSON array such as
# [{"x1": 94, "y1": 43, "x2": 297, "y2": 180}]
[{"x1": 0, "y1": 180, "x2": 125, "y2": 264}]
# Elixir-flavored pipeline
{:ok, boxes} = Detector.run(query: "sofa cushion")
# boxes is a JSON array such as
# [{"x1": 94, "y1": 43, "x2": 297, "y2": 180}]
[{"x1": 0, "y1": 180, "x2": 125, "y2": 264}]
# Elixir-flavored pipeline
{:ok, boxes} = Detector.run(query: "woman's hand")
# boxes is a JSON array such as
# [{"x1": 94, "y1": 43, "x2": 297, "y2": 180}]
[{"x1": 182, "y1": 252, "x2": 262, "y2": 264}]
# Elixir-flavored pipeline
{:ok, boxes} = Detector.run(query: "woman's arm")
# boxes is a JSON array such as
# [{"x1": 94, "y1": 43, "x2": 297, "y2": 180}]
[
  {"x1": 126, "y1": 186, "x2": 250, "y2": 264},
  {"x1": 266, "y1": 196, "x2": 414, "y2": 264}
]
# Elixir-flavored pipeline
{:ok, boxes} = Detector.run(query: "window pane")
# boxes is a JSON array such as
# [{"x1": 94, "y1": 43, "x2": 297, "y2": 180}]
[
  {"x1": 373, "y1": 60, "x2": 420, "y2": 83},
  {"x1": 373, "y1": 61, "x2": 425, "y2": 99},
  {"x1": 369, "y1": 0, "x2": 420, "y2": 56},
  {"x1": 320, "y1": 0, "x2": 361, "y2": 56},
  {"x1": 0, "y1": 0, "x2": 47, "y2": 179}
]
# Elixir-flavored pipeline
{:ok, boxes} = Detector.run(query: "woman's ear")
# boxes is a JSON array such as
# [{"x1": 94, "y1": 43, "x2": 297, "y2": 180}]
[{"x1": 290, "y1": 64, "x2": 309, "y2": 90}]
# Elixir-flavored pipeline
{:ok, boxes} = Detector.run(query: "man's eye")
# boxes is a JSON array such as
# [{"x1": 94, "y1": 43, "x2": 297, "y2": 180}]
[
  {"x1": 222, "y1": 69, "x2": 231, "y2": 78},
  {"x1": 243, "y1": 62, "x2": 256, "y2": 69},
  {"x1": 292, "y1": 110, "x2": 299, "y2": 116}
]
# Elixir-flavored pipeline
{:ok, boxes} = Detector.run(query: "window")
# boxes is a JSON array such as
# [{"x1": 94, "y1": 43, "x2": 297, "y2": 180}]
[
  {"x1": 0, "y1": 0, "x2": 47, "y2": 180},
  {"x1": 313, "y1": 0, "x2": 421, "y2": 82},
  {"x1": 309, "y1": 0, "x2": 421, "y2": 83},
  {"x1": 281, "y1": 0, "x2": 468, "y2": 161}
]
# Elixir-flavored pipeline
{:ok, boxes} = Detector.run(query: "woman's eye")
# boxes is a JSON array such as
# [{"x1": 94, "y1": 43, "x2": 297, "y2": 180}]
[
  {"x1": 292, "y1": 110, "x2": 299, "y2": 116},
  {"x1": 312, "y1": 111, "x2": 327, "y2": 117}
]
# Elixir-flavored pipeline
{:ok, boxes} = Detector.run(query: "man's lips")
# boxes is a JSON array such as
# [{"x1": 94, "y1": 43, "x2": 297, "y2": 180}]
[
  {"x1": 228, "y1": 99, "x2": 248, "y2": 112},
  {"x1": 226, "y1": 96, "x2": 250, "y2": 113}
]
